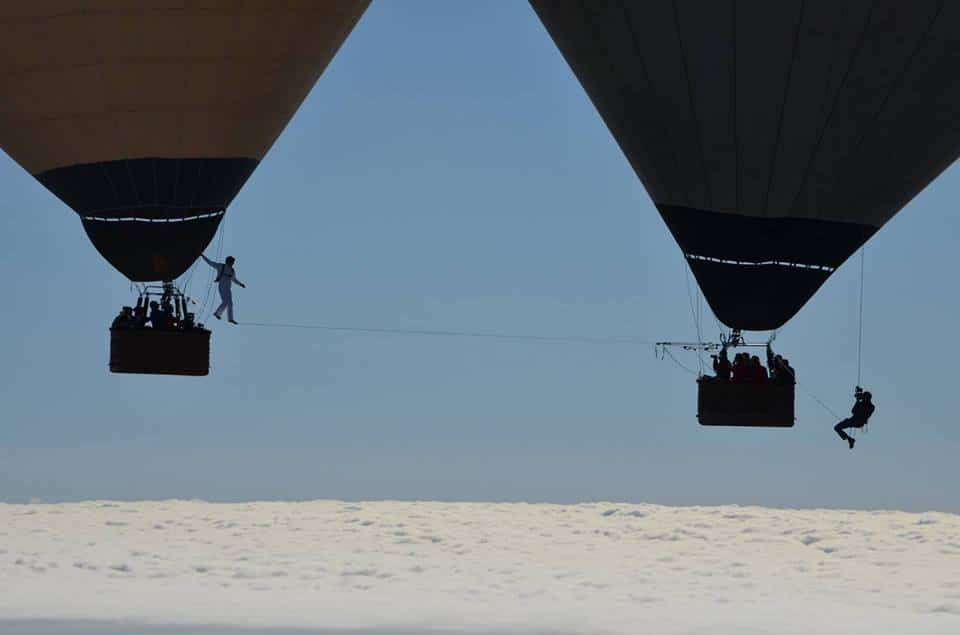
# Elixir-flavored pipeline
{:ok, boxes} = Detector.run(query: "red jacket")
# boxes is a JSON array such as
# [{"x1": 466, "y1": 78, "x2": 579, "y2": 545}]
[{"x1": 732, "y1": 364, "x2": 750, "y2": 383}]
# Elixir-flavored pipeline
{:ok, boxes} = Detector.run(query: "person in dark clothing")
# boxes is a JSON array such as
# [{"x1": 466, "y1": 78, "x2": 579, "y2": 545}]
[
  {"x1": 834, "y1": 387, "x2": 875, "y2": 449},
  {"x1": 161, "y1": 301, "x2": 177, "y2": 329},
  {"x1": 132, "y1": 297, "x2": 148, "y2": 327},
  {"x1": 111, "y1": 306, "x2": 134, "y2": 329},
  {"x1": 148, "y1": 301, "x2": 169, "y2": 329},
  {"x1": 766, "y1": 344, "x2": 781, "y2": 383},
  {"x1": 750, "y1": 355, "x2": 768, "y2": 383},
  {"x1": 780, "y1": 358, "x2": 795, "y2": 384},
  {"x1": 712, "y1": 347, "x2": 731, "y2": 381},
  {"x1": 765, "y1": 343, "x2": 796, "y2": 384},
  {"x1": 732, "y1": 353, "x2": 750, "y2": 383},
  {"x1": 765, "y1": 345, "x2": 795, "y2": 385}
]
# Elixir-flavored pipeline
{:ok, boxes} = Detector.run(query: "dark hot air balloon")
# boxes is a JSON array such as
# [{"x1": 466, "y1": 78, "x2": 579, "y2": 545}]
[{"x1": 531, "y1": 0, "x2": 960, "y2": 331}]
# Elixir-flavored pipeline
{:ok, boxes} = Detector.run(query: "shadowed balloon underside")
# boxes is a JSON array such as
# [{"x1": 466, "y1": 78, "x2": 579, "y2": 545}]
[{"x1": 38, "y1": 157, "x2": 258, "y2": 281}]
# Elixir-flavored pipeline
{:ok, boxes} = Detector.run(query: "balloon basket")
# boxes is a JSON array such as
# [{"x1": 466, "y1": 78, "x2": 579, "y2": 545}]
[
  {"x1": 109, "y1": 327, "x2": 211, "y2": 376},
  {"x1": 697, "y1": 379, "x2": 795, "y2": 427}
]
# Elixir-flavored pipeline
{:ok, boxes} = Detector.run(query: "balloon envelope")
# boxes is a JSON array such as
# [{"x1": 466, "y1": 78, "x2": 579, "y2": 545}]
[
  {"x1": 0, "y1": 1, "x2": 369, "y2": 281},
  {"x1": 532, "y1": 0, "x2": 960, "y2": 330}
]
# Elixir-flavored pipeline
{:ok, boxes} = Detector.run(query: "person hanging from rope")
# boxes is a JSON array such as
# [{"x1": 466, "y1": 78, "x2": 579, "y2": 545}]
[
  {"x1": 201, "y1": 253, "x2": 246, "y2": 324},
  {"x1": 833, "y1": 386, "x2": 875, "y2": 449}
]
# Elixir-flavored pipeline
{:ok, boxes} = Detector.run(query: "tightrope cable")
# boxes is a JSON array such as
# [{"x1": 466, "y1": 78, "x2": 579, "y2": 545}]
[{"x1": 241, "y1": 321, "x2": 655, "y2": 345}]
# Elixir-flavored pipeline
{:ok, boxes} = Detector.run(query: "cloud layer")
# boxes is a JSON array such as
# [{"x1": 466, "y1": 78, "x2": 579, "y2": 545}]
[{"x1": 1, "y1": 500, "x2": 958, "y2": 634}]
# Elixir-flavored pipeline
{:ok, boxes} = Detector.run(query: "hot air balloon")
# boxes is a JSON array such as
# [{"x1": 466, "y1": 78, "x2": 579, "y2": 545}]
[
  {"x1": 531, "y1": 0, "x2": 960, "y2": 425},
  {"x1": 0, "y1": 1, "x2": 369, "y2": 375}
]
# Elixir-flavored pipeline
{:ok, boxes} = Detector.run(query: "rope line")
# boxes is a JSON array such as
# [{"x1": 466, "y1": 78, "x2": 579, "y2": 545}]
[
  {"x1": 773, "y1": 357, "x2": 844, "y2": 421},
  {"x1": 198, "y1": 214, "x2": 228, "y2": 322},
  {"x1": 662, "y1": 346, "x2": 699, "y2": 376},
  {"x1": 856, "y1": 247, "x2": 865, "y2": 387},
  {"x1": 240, "y1": 321, "x2": 655, "y2": 345},
  {"x1": 684, "y1": 258, "x2": 705, "y2": 375},
  {"x1": 796, "y1": 379, "x2": 842, "y2": 420}
]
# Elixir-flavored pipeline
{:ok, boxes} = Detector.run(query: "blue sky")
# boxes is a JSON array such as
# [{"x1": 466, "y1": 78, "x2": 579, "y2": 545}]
[{"x1": 1, "y1": 1, "x2": 957, "y2": 512}]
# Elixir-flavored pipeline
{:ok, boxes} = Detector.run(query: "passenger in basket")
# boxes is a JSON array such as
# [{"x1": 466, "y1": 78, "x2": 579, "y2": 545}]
[
  {"x1": 132, "y1": 298, "x2": 148, "y2": 328},
  {"x1": 712, "y1": 347, "x2": 731, "y2": 381},
  {"x1": 751, "y1": 355, "x2": 768, "y2": 383},
  {"x1": 780, "y1": 358, "x2": 795, "y2": 384},
  {"x1": 162, "y1": 301, "x2": 177, "y2": 329},
  {"x1": 765, "y1": 345, "x2": 786, "y2": 384},
  {"x1": 111, "y1": 306, "x2": 134, "y2": 329},
  {"x1": 148, "y1": 301, "x2": 168, "y2": 329},
  {"x1": 732, "y1": 353, "x2": 750, "y2": 383}
]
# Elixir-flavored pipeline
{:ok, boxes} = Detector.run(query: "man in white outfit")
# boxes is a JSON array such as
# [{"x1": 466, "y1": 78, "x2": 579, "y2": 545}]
[{"x1": 201, "y1": 254, "x2": 246, "y2": 324}]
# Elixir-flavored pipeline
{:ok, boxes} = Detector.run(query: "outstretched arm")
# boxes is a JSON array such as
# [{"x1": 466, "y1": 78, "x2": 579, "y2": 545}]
[
  {"x1": 201, "y1": 254, "x2": 218, "y2": 269},
  {"x1": 233, "y1": 272, "x2": 245, "y2": 288}
]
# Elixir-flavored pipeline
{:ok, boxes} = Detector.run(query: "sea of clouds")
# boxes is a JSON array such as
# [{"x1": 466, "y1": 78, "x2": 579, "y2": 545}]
[{"x1": 1, "y1": 500, "x2": 958, "y2": 634}]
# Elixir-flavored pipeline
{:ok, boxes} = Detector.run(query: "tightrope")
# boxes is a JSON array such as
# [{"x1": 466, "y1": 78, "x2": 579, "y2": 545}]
[{"x1": 241, "y1": 321, "x2": 654, "y2": 345}]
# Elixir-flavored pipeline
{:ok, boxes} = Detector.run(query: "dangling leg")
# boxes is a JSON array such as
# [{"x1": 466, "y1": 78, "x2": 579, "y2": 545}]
[
  {"x1": 834, "y1": 419, "x2": 856, "y2": 449},
  {"x1": 834, "y1": 419, "x2": 851, "y2": 441}
]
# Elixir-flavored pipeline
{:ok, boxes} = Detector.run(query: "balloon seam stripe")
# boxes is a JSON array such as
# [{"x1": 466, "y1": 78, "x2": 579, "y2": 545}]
[
  {"x1": 82, "y1": 211, "x2": 224, "y2": 223},
  {"x1": 686, "y1": 253, "x2": 834, "y2": 271}
]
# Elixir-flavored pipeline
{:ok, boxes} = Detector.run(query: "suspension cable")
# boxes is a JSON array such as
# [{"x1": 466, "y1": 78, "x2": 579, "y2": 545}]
[
  {"x1": 662, "y1": 346, "x2": 699, "y2": 376},
  {"x1": 198, "y1": 213, "x2": 228, "y2": 322},
  {"x1": 683, "y1": 257, "x2": 705, "y2": 375},
  {"x1": 771, "y1": 355, "x2": 843, "y2": 421},
  {"x1": 241, "y1": 321, "x2": 655, "y2": 345},
  {"x1": 856, "y1": 247, "x2": 865, "y2": 387},
  {"x1": 795, "y1": 379, "x2": 842, "y2": 420}
]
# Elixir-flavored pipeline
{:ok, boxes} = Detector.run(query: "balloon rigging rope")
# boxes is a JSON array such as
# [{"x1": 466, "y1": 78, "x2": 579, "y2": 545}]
[
  {"x1": 773, "y1": 360, "x2": 843, "y2": 422},
  {"x1": 796, "y1": 378, "x2": 842, "y2": 421},
  {"x1": 731, "y1": 249, "x2": 867, "y2": 427},
  {"x1": 661, "y1": 346, "x2": 699, "y2": 376},
  {"x1": 854, "y1": 247, "x2": 868, "y2": 436},
  {"x1": 198, "y1": 213, "x2": 228, "y2": 322},
  {"x1": 683, "y1": 258, "x2": 706, "y2": 375},
  {"x1": 857, "y1": 247, "x2": 866, "y2": 388},
  {"x1": 180, "y1": 260, "x2": 198, "y2": 299}
]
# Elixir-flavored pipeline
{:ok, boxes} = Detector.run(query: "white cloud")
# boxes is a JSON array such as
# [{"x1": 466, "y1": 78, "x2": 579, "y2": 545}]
[{"x1": 0, "y1": 500, "x2": 959, "y2": 633}]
